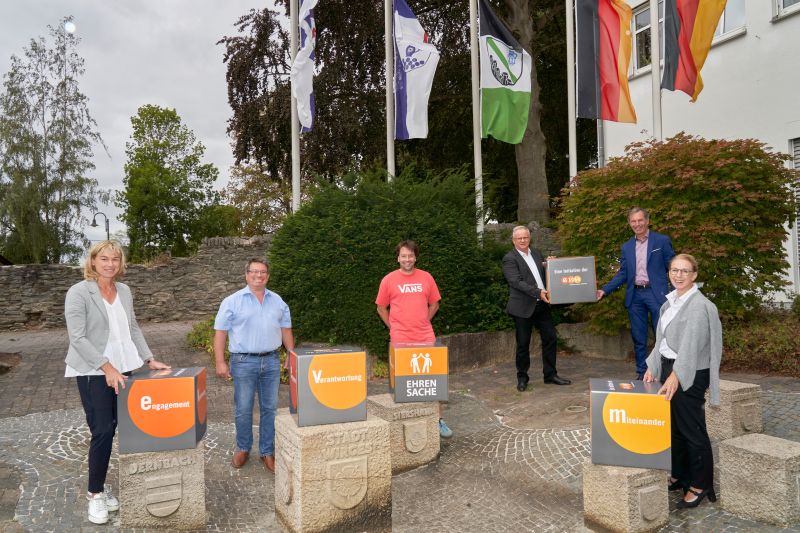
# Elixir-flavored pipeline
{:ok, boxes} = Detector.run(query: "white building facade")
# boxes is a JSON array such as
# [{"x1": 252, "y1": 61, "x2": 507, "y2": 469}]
[{"x1": 601, "y1": 0, "x2": 800, "y2": 299}]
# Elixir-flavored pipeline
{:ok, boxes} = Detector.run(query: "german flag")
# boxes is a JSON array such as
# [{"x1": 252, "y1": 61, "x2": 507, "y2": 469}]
[
  {"x1": 662, "y1": 0, "x2": 727, "y2": 101},
  {"x1": 576, "y1": 0, "x2": 637, "y2": 123}
]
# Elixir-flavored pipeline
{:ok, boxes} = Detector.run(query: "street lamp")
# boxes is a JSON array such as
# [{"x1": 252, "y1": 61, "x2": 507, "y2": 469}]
[{"x1": 91, "y1": 212, "x2": 110, "y2": 241}]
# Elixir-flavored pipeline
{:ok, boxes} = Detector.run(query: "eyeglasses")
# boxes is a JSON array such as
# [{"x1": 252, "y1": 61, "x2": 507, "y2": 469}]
[
  {"x1": 247, "y1": 269, "x2": 268, "y2": 275},
  {"x1": 669, "y1": 268, "x2": 694, "y2": 275}
]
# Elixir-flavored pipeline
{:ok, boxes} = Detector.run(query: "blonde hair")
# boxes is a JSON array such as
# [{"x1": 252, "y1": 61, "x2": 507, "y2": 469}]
[
  {"x1": 671, "y1": 253, "x2": 698, "y2": 272},
  {"x1": 84, "y1": 240, "x2": 127, "y2": 281}
]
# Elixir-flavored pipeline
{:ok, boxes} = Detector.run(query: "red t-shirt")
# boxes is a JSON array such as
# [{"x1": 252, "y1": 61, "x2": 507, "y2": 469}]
[{"x1": 375, "y1": 268, "x2": 441, "y2": 343}]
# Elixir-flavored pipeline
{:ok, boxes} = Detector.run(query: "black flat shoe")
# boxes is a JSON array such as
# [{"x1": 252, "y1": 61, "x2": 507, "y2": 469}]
[
  {"x1": 668, "y1": 479, "x2": 686, "y2": 492},
  {"x1": 544, "y1": 375, "x2": 571, "y2": 385},
  {"x1": 517, "y1": 378, "x2": 528, "y2": 392},
  {"x1": 676, "y1": 487, "x2": 716, "y2": 509}
]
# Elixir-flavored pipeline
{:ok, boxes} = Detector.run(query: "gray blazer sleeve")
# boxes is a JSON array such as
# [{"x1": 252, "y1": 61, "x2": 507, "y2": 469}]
[{"x1": 64, "y1": 282, "x2": 110, "y2": 372}]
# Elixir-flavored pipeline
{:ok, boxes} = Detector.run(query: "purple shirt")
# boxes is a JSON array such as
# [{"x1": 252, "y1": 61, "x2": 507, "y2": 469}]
[{"x1": 635, "y1": 231, "x2": 649, "y2": 285}]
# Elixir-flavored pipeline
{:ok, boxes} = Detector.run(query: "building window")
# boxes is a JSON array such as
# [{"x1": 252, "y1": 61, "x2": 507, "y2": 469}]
[
  {"x1": 714, "y1": 0, "x2": 746, "y2": 37},
  {"x1": 632, "y1": 1, "x2": 664, "y2": 72},
  {"x1": 782, "y1": 0, "x2": 800, "y2": 12}
]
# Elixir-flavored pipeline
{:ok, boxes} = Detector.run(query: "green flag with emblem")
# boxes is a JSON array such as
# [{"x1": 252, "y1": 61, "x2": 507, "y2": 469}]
[{"x1": 479, "y1": 0, "x2": 531, "y2": 144}]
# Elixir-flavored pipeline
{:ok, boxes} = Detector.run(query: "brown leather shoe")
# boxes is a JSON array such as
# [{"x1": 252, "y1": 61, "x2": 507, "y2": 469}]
[
  {"x1": 231, "y1": 450, "x2": 249, "y2": 468},
  {"x1": 260, "y1": 455, "x2": 275, "y2": 473}
]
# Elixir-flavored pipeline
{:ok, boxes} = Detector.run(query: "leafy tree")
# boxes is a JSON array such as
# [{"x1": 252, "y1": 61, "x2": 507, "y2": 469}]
[
  {"x1": 269, "y1": 166, "x2": 512, "y2": 357},
  {"x1": 196, "y1": 204, "x2": 242, "y2": 240},
  {"x1": 219, "y1": 0, "x2": 595, "y2": 226},
  {"x1": 116, "y1": 104, "x2": 223, "y2": 261},
  {"x1": 557, "y1": 134, "x2": 798, "y2": 333},
  {"x1": 0, "y1": 16, "x2": 106, "y2": 263},
  {"x1": 223, "y1": 162, "x2": 319, "y2": 235}
]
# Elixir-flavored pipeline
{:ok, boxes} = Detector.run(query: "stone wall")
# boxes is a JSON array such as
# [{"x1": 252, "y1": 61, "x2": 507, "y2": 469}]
[{"x1": 0, "y1": 236, "x2": 271, "y2": 331}]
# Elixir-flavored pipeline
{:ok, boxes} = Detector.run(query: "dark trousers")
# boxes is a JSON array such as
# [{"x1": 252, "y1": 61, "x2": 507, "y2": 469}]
[
  {"x1": 628, "y1": 287, "x2": 662, "y2": 374},
  {"x1": 660, "y1": 357, "x2": 713, "y2": 490},
  {"x1": 77, "y1": 375, "x2": 119, "y2": 494},
  {"x1": 513, "y1": 303, "x2": 558, "y2": 381}
]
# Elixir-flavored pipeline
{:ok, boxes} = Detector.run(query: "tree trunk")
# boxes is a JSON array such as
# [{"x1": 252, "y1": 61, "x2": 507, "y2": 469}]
[{"x1": 505, "y1": 0, "x2": 550, "y2": 225}]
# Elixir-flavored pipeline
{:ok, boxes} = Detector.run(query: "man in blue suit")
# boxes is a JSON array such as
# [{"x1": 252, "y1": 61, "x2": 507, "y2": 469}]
[{"x1": 596, "y1": 208, "x2": 675, "y2": 379}]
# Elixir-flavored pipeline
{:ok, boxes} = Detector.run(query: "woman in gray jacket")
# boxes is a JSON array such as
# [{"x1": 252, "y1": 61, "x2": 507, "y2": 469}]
[
  {"x1": 644, "y1": 253, "x2": 722, "y2": 509},
  {"x1": 64, "y1": 240, "x2": 169, "y2": 524}
]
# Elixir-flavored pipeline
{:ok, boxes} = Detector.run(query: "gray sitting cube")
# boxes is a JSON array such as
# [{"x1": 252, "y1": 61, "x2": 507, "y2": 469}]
[
  {"x1": 705, "y1": 380, "x2": 762, "y2": 441},
  {"x1": 366, "y1": 394, "x2": 439, "y2": 474},
  {"x1": 582, "y1": 461, "x2": 668, "y2": 533},
  {"x1": 719, "y1": 433, "x2": 800, "y2": 527}
]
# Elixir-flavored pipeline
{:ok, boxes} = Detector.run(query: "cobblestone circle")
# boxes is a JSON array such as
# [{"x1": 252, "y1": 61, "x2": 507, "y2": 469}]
[{"x1": 0, "y1": 323, "x2": 798, "y2": 532}]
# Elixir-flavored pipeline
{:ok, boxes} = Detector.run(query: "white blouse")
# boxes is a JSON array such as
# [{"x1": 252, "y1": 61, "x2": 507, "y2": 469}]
[
  {"x1": 658, "y1": 284, "x2": 699, "y2": 360},
  {"x1": 65, "y1": 295, "x2": 144, "y2": 377}
]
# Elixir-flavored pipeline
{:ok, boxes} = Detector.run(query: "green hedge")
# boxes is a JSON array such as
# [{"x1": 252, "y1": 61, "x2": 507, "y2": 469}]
[
  {"x1": 268, "y1": 167, "x2": 512, "y2": 357},
  {"x1": 722, "y1": 310, "x2": 800, "y2": 377}
]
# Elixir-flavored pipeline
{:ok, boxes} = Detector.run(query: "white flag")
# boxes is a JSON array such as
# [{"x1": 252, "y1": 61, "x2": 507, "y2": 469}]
[
  {"x1": 394, "y1": 0, "x2": 439, "y2": 139},
  {"x1": 290, "y1": 0, "x2": 317, "y2": 131}
]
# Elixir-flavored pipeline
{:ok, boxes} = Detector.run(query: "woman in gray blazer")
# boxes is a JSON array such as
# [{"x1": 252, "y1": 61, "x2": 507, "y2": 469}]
[
  {"x1": 644, "y1": 253, "x2": 722, "y2": 509},
  {"x1": 64, "y1": 240, "x2": 169, "y2": 525}
]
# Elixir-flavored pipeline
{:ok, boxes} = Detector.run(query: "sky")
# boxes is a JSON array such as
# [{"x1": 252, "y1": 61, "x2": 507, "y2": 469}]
[{"x1": 0, "y1": 1, "x2": 270, "y2": 241}]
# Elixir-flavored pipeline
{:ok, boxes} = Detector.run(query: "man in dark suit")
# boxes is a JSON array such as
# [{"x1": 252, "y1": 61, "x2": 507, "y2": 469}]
[
  {"x1": 596, "y1": 207, "x2": 675, "y2": 379},
  {"x1": 502, "y1": 225, "x2": 571, "y2": 392}
]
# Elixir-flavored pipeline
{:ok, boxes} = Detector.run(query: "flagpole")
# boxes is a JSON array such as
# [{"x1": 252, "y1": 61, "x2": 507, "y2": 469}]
[
  {"x1": 566, "y1": 0, "x2": 577, "y2": 183},
  {"x1": 597, "y1": 119, "x2": 605, "y2": 167},
  {"x1": 648, "y1": 0, "x2": 662, "y2": 141},
  {"x1": 290, "y1": 0, "x2": 301, "y2": 211},
  {"x1": 469, "y1": 0, "x2": 483, "y2": 239},
  {"x1": 385, "y1": 0, "x2": 396, "y2": 180}
]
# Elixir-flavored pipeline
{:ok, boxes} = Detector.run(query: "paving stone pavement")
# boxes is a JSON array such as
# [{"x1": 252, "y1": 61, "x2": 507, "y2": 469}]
[{"x1": 0, "y1": 322, "x2": 798, "y2": 532}]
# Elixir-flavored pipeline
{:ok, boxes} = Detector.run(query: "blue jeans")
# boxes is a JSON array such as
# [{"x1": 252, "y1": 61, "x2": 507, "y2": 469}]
[{"x1": 230, "y1": 353, "x2": 280, "y2": 457}]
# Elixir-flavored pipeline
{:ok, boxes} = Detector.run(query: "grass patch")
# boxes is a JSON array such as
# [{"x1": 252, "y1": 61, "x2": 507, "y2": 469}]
[
  {"x1": 722, "y1": 310, "x2": 800, "y2": 377},
  {"x1": 372, "y1": 358, "x2": 389, "y2": 379}
]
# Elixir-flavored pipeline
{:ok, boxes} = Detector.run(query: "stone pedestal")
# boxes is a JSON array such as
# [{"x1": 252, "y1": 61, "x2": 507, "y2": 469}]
[
  {"x1": 719, "y1": 433, "x2": 800, "y2": 526},
  {"x1": 706, "y1": 380, "x2": 762, "y2": 441},
  {"x1": 366, "y1": 394, "x2": 439, "y2": 474},
  {"x1": 582, "y1": 462, "x2": 668, "y2": 533},
  {"x1": 274, "y1": 411, "x2": 391, "y2": 533},
  {"x1": 119, "y1": 441, "x2": 206, "y2": 530}
]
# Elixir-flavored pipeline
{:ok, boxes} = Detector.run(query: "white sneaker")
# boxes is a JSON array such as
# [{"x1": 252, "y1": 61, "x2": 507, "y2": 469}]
[
  {"x1": 87, "y1": 492, "x2": 109, "y2": 525},
  {"x1": 103, "y1": 484, "x2": 120, "y2": 512}
]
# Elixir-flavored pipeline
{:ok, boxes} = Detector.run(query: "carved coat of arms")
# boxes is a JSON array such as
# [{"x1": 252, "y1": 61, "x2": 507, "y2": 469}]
[
  {"x1": 638, "y1": 486, "x2": 661, "y2": 522},
  {"x1": 145, "y1": 472, "x2": 182, "y2": 517},
  {"x1": 327, "y1": 456, "x2": 367, "y2": 509},
  {"x1": 276, "y1": 449, "x2": 294, "y2": 505},
  {"x1": 403, "y1": 420, "x2": 427, "y2": 453}
]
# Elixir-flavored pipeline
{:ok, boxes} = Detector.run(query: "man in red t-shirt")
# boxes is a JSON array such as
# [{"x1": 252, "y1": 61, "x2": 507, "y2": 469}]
[{"x1": 376, "y1": 240, "x2": 452, "y2": 438}]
